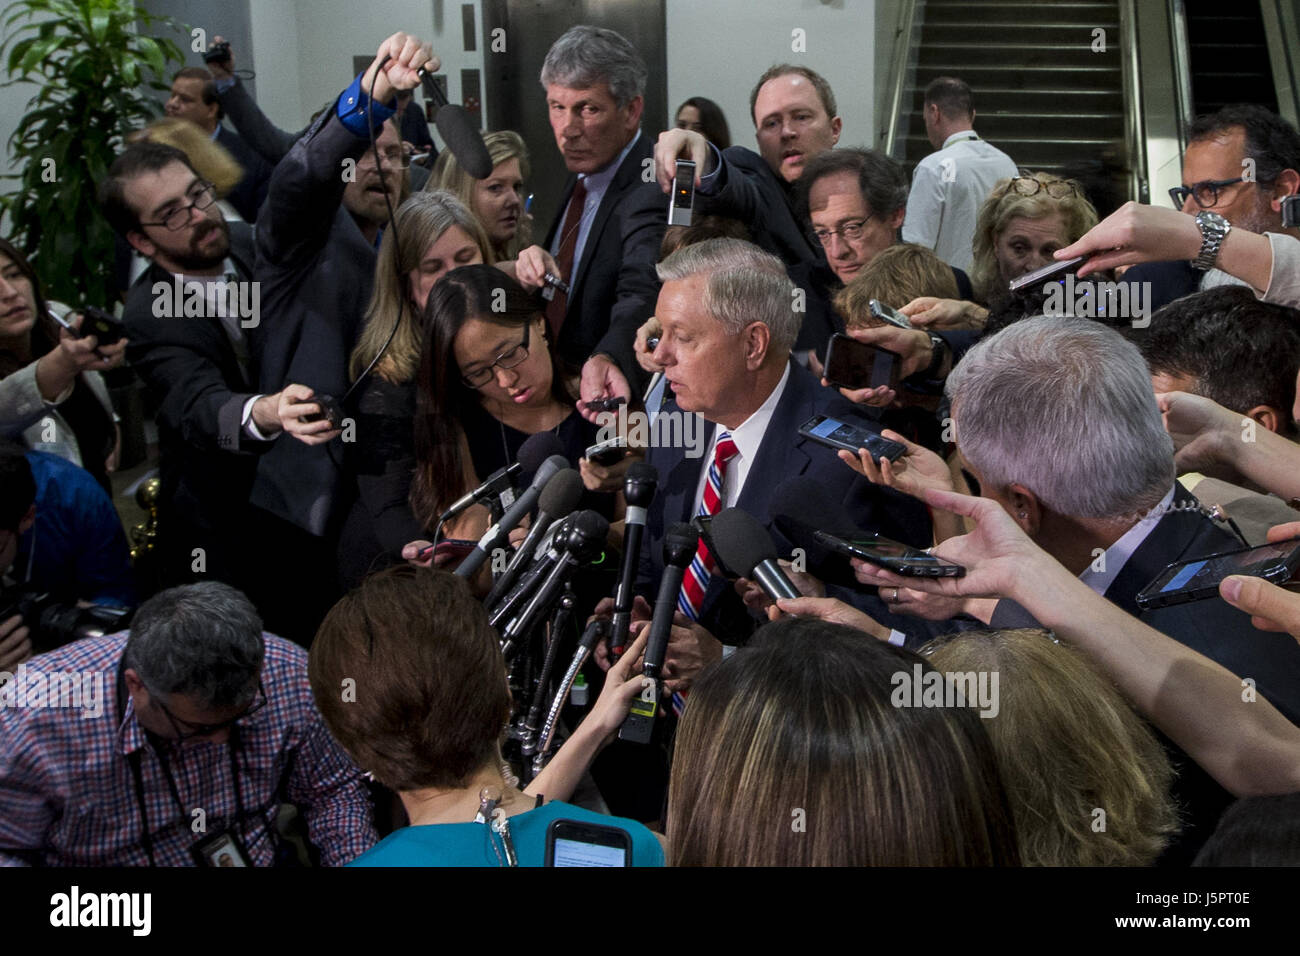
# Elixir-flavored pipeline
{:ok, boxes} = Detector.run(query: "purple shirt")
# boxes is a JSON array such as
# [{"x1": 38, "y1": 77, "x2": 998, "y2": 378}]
[{"x1": 0, "y1": 632, "x2": 376, "y2": 866}]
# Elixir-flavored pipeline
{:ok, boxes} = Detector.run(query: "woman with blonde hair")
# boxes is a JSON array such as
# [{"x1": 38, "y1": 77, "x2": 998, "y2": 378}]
[
  {"x1": 924, "y1": 627, "x2": 1180, "y2": 866},
  {"x1": 969, "y1": 171, "x2": 1099, "y2": 305},
  {"x1": 428, "y1": 130, "x2": 533, "y2": 261}
]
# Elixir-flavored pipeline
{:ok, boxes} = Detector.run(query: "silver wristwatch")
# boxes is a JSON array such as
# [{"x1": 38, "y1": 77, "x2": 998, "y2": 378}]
[{"x1": 1190, "y1": 211, "x2": 1231, "y2": 271}]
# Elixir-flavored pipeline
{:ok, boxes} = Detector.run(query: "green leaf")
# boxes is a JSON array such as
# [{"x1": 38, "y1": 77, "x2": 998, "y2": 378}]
[
  {"x1": 5, "y1": 36, "x2": 35, "y2": 73},
  {"x1": 89, "y1": 8, "x2": 108, "y2": 41},
  {"x1": 134, "y1": 34, "x2": 163, "y2": 75},
  {"x1": 18, "y1": 34, "x2": 62, "y2": 73}
]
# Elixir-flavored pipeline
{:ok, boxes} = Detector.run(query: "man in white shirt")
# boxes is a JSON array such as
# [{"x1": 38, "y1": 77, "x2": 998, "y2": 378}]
[{"x1": 902, "y1": 76, "x2": 1017, "y2": 271}]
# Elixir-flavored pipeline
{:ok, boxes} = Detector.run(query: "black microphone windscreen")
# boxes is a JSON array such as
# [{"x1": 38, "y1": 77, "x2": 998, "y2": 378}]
[
  {"x1": 709, "y1": 508, "x2": 778, "y2": 578},
  {"x1": 435, "y1": 105, "x2": 494, "y2": 179},
  {"x1": 539, "y1": 468, "x2": 584, "y2": 517},
  {"x1": 663, "y1": 522, "x2": 700, "y2": 568},
  {"x1": 517, "y1": 432, "x2": 566, "y2": 474},
  {"x1": 624, "y1": 462, "x2": 659, "y2": 509}
]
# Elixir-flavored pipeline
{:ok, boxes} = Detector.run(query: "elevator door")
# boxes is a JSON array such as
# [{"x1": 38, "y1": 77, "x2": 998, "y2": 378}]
[{"x1": 482, "y1": 0, "x2": 668, "y2": 234}]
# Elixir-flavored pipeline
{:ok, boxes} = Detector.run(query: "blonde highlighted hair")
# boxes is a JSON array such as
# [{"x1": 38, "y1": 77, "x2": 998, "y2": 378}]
[
  {"x1": 834, "y1": 242, "x2": 960, "y2": 328},
  {"x1": 349, "y1": 190, "x2": 494, "y2": 385},
  {"x1": 427, "y1": 130, "x2": 532, "y2": 259},
  {"x1": 129, "y1": 117, "x2": 243, "y2": 199}
]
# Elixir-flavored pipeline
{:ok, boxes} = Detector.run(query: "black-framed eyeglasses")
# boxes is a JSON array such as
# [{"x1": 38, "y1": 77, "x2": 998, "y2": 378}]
[
  {"x1": 1168, "y1": 177, "x2": 1249, "y2": 209},
  {"x1": 461, "y1": 322, "x2": 531, "y2": 388},
  {"x1": 358, "y1": 144, "x2": 411, "y2": 171},
  {"x1": 1009, "y1": 176, "x2": 1078, "y2": 199},
  {"x1": 155, "y1": 680, "x2": 267, "y2": 741},
  {"x1": 139, "y1": 180, "x2": 218, "y2": 232},
  {"x1": 812, "y1": 215, "x2": 874, "y2": 246}
]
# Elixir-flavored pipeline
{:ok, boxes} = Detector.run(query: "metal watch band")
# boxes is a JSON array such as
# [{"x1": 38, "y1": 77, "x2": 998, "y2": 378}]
[{"x1": 1191, "y1": 211, "x2": 1230, "y2": 271}]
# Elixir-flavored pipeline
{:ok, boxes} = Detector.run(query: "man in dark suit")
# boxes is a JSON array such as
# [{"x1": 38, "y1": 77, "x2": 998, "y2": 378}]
[
  {"x1": 538, "y1": 26, "x2": 666, "y2": 409},
  {"x1": 631, "y1": 239, "x2": 930, "y2": 679},
  {"x1": 99, "y1": 143, "x2": 335, "y2": 603},
  {"x1": 164, "y1": 67, "x2": 274, "y2": 222}
]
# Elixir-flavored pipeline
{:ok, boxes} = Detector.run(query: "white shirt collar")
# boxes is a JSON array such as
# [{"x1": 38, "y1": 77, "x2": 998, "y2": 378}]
[
  {"x1": 1078, "y1": 486, "x2": 1175, "y2": 596},
  {"x1": 725, "y1": 360, "x2": 791, "y2": 461},
  {"x1": 941, "y1": 130, "x2": 979, "y2": 149}
]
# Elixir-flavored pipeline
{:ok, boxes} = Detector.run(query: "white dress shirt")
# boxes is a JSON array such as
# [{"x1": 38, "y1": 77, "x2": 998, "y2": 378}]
[
  {"x1": 690, "y1": 362, "x2": 791, "y2": 516},
  {"x1": 1077, "y1": 486, "x2": 1175, "y2": 596},
  {"x1": 901, "y1": 130, "x2": 1018, "y2": 271}
]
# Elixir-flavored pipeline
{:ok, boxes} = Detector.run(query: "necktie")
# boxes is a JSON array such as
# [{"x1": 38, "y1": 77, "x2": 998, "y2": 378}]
[
  {"x1": 672, "y1": 432, "x2": 739, "y2": 716},
  {"x1": 545, "y1": 178, "x2": 588, "y2": 337}
]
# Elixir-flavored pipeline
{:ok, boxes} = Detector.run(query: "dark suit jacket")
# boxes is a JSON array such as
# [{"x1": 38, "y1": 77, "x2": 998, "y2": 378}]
[
  {"x1": 251, "y1": 110, "x2": 379, "y2": 536},
  {"x1": 215, "y1": 125, "x2": 273, "y2": 223},
  {"x1": 702, "y1": 145, "x2": 822, "y2": 273},
  {"x1": 121, "y1": 222, "x2": 271, "y2": 582},
  {"x1": 635, "y1": 360, "x2": 932, "y2": 643},
  {"x1": 1120, "y1": 259, "x2": 1199, "y2": 313},
  {"x1": 543, "y1": 134, "x2": 665, "y2": 389},
  {"x1": 988, "y1": 484, "x2": 1300, "y2": 864}
]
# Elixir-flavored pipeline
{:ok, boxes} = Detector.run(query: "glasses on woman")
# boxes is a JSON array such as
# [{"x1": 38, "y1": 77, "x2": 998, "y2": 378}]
[
  {"x1": 1168, "y1": 177, "x2": 1248, "y2": 209},
  {"x1": 1008, "y1": 177, "x2": 1078, "y2": 199},
  {"x1": 139, "y1": 180, "x2": 217, "y2": 231},
  {"x1": 461, "y1": 322, "x2": 531, "y2": 388}
]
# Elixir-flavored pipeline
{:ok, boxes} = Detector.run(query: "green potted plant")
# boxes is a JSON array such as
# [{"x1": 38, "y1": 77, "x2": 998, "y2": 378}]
[{"x1": 1, "y1": 0, "x2": 182, "y2": 306}]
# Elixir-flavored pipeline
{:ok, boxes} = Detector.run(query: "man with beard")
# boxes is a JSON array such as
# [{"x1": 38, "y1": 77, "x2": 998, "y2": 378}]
[
  {"x1": 1122, "y1": 104, "x2": 1300, "y2": 311},
  {"x1": 100, "y1": 141, "x2": 337, "y2": 602}
]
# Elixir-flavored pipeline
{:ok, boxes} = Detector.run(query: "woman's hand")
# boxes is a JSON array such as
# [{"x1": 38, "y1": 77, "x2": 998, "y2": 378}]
[
  {"x1": 900, "y1": 296, "x2": 987, "y2": 330},
  {"x1": 837, "y1": 429, "x2": 953, "y2": 499},
  {"x1": 773, "y1": 595, "x2": 892, "y2": 639},
  {"x1": 35, "y1": 313, "x2": 128, "y2": 402},
  {"x1": 1155, "y1": 390, "x2": 1240, "y2": 479},
  {"x1": 586, "y1": 631, "x2": 652, "y2": 746}
]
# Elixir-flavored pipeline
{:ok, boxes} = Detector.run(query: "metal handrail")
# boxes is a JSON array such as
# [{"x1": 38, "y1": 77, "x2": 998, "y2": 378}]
[
  {"x1": 1260, "y1": 0, "x2": 1300, "y2": 128},
  {"x1": 881, "y1": 0, "x2": 919, "y2": 158},
  {"x1": 1118, "y1": 0, "x2": 1150, "y2": 203},
  {"x1": 1168, "y1": 0, "x2": 1196, "y2": 147}
]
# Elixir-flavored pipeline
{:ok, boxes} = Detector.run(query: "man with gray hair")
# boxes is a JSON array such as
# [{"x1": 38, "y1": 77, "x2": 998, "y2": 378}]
[
  {"x1": 0, "y1": 581, "x2": 376, "y2": 866},
  {"x1": 539, "y1": 25, "x2": 666, "y2": 414},
  {"x1": 629, "y1": 238, "x2": 929, "y2": 682}
]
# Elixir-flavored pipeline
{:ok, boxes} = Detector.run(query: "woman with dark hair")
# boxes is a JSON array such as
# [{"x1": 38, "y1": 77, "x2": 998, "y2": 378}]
[
  {"x1": 405, "y1": 265, "x2": 621, "y2": 556},
  {"x1": 0, "y1": 239, "x2": 126, "y2": 494},
  {"x1": 668, "y1": 616, "x2": 1021, "y2": 866},
  {"x1": 675, "y1": 96, "x2": 731, "y2": 150}
]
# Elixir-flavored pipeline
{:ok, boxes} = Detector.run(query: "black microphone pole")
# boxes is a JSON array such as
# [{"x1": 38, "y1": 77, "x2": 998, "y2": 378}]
[
  {"x1": 457, "y1": 454, "x2": 566, "y2": 580},
  {"x1": 609, "y1": 463, "x2": 658, "y2": 660},
  {"x1": 484, "y1": 469, "x2": 583, "y2": 611}
]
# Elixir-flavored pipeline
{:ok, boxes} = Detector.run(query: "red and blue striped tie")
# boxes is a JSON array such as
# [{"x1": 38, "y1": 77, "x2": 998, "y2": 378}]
[{"x1": 672, "y1": 432, "x2": 738, "y2": 715}]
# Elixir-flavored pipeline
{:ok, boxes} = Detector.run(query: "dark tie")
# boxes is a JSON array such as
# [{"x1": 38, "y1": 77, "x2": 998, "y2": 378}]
[{"x1": 545, "y1": 177, "x2": 587, "y2": 336}]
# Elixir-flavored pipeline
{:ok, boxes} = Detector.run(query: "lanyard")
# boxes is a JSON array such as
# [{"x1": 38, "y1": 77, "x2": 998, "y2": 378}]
[{"x1": 116, "y1": 657, "x2": 248, "y2": 866}]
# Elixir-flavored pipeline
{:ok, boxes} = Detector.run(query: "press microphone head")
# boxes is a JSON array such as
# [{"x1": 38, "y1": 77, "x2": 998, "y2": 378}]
[
  {"x1": 663, "y1": 522, "x2": 700, "y2": 569},
  {"x1": 624, "y1": 462, "x2": 659, "y2": 509},
  {"x1": 518, "y1": 432, "x2": 566, "y2": 475},
  {"x1": 564, "y1": 509, "x2": 610, "y2": 562},
  {"x1": 538, "y1": 468, "x2": 584, "y2": 518},
  {"x1": 709, "y1": 508, "x2": 778, "y2": 578},
  {"x1": 434, "y1": 105, "x2": 495, "y2": 179},
  {"x1": 532, "y1": 453, "x2": 568, "y2": 490}
]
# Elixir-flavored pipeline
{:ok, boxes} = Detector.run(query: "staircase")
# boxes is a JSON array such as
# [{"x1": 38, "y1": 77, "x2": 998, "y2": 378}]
[{"x1": 897, "y1": 0, "x2": 1127, "y2": 179}]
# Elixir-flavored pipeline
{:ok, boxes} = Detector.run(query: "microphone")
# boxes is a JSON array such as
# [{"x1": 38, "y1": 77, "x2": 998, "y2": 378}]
[
  {"x1": 416, "y1": 67, "x2": 494, "y2": 179},
  {"x1": 769, "y1": 476, "x2": 867, "y2": 590},
  {"x1": 710, "y1": 508, "x2": 801, "y2": 601},
  {"x1": 456, "y1": 454, "x2": 567, "y2": 579},
  {"x1": 437, "y1": 432, "x2": 564, "y2": 530},
  {"x1": 609, "y1": 463, "x2": 659, "y2": 659},
  {"x1": 488, "y1": 515, "x2": 571, "y2": 631},
  {"x1": 484, "y1": 468, "x2": 584, "y2": 610},
  {"x1": 500, "y1": 509, "x2": 609, "y2": 650},
  {"x1": 620, "y1": 522, "x2": 698, "y2": 744}
]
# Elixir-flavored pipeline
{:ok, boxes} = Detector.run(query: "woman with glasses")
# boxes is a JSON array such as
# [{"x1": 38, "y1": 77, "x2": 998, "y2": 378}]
[
  {"x1": 969, "y1": 172, "x2": 1099, "y2": 306},
  {"x1": 0, "y1": 239, "x2": 125, "y2": 495},
  {"x1": 404, "y1": 266, "x2": 618, "y2": 569}
]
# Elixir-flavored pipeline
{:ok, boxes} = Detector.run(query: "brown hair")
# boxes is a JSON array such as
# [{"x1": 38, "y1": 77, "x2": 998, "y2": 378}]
[
  {"x1": 923, "y1": 628, "x2": 1179, "y2": 866},
  {"x1": 668, "y1": 617, "x2": 1021, "y2": 866},
  {"x1": 308, "y1": 566, "x2": 512, "y2": 792},
  {"x1": 659, "y1": 215, "x2": 751, "y2": 261},
  {"x1": 749, "y1": 64, "x2": 837, "y2": 126},
  {"x1": 834, "y1": 242, "x2": 960, "y2": 328}
]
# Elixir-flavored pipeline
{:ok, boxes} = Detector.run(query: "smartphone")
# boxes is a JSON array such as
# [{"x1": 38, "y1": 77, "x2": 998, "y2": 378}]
[
  {"x1": 867, "y1": 299, "x2": 914, "y2": 330},
  {"x1": 1008, "y1": 255, "x2": 1086, "y2": 292},
  {"x1": 669, "y1": 159, "x2": 695, "y2": 227},
  {"x1": 1135, "y1": 538, "x2": 1300, "y2": 610},
  {"x1": 585, "y1": 395, "x2": 627, "y2": 413},
  {"x1": 824, "y1": 334, "x2": 901, "y2": 391},
  {"x1": 798, "y1": 415, "x2": 906, "y2": 464},
  {"x1": 545, "y1": 819, "x2": 633, "y2": 867},
  {"x1": 48, "y1": 306, "x2": 126, "y2": 347},
  {"x1": 417, "y1": 539, "x2": 477, "y2": 562},
  {"x1": 813, "y1": 530, "x2": 966, "y2": 578},
  {"x1": 585, "y1": 436, "x2": 628, "y2": 466}
]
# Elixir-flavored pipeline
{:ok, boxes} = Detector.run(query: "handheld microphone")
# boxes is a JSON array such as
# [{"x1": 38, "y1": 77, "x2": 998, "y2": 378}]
[
  {"x1": 456, "y1": 454, "x2": 567, "y2": 579},
  {"x1": 609, "y1": 463, "x2": 659, "y2": 659},
  {"x1": 488, "y1": 515, "x2": 572, "y2": 631},
  {"x1": 437, "y1": 432, "x2": 563, "y2": 535},
  {"x1": 619, "y1": 523, "x2": 698, "y2": 745},
  {"x1": 710, "y1": 508, "x2": 801, "y2": 601},
  {"x1": 501, "y1": 509, "x2": 609, "y2": 650},
  {"x1": 415, "y1": 66, "x2": 494, "y2": 179},
  {"x1": 484, "y1": 469, "x2": 584, "y2": 610}
]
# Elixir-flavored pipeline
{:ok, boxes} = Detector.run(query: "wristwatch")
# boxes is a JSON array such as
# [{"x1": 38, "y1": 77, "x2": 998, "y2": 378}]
[
  {"x1": 921, "y1": 332, "x2": 947, "y2": 380},
  {"x1": 1190, "y1": 211, "x2": 1231, "y2": 271}
]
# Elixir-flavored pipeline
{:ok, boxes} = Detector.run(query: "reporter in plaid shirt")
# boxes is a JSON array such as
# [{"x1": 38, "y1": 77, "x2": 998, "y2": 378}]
[{"x1": 0, "y1": 581, "x2": 376, "y2": 866}]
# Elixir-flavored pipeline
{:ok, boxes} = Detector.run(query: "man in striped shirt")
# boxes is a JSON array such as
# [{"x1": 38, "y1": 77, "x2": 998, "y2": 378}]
[{"x1": 0, "y1": 581, "x2": 375, "y2": 866}]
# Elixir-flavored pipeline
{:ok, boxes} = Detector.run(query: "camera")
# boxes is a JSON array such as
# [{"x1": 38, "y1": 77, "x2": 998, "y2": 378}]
[
  {"x1": 0, "y1": 588, "x2": 133, "y2": 655},
  {"x1": 1284, "y1": 195, "x2": 1298, "y2": 229},
  {"x1": 202, "y1": 40, "x2": 231, "y2": 65}
]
